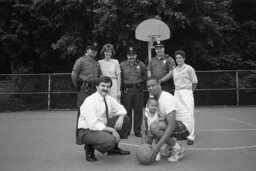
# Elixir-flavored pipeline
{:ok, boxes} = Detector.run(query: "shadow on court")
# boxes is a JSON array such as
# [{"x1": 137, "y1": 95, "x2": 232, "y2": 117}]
[{"x1": 0, "y1": 107, "x2": 256, "y2": 171}]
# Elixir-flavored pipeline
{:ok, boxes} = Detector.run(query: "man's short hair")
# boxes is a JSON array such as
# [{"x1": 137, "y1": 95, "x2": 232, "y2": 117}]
[
  {"x1": 147, "y1": 76, "x2": 160, "y2": 84},
  {"x1": 96, "y1": 76, "x2": 112, "y2": 87}
]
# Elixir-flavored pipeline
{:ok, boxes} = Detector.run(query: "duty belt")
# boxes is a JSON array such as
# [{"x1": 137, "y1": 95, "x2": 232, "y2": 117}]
[
  {"x1": 81, "y1": 81, "x2": 95, "y2": 89},
  {"x1": 124, "y1": 83, "x2": 142, "y2": 88}
]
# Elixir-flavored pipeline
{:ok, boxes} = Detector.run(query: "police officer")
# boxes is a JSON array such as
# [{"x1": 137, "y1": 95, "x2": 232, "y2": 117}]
[
  {"x1": 71, "y1": 44, "x2": 101, "y2": 144},
  {"x1": 147, "y1": 41, "x2": 176, "y2": 94},
  {"x1": 120, "y1": 47, "x2": 147, "y2": 137}
]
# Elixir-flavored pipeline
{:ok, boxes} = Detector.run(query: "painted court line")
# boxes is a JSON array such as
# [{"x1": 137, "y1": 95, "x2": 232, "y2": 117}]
[
  {"x1": 120, "y1": 142, "x2": 256, "y2": 151},
  {"x1": 195, "y1": 109, "x2": 256, "y2": 128},
  {"x1": 198, "y1": 128, "x2": 256, "y2": 132},
  {"x1": 120, "y1": 128, "x2": 256, "y2": 151}
]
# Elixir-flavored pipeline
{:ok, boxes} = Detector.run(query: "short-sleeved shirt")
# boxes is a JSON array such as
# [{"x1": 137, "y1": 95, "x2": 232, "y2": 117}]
[
  {"x1": 158, "y1": 91, "x2": 193, "y2": 133},
  {"x1": 173, "y1": 64, "x2": 198, "y2": 90},
  {"x1": 120, "y1": 60, "x2": 147, "y2": 84},
  {"x1": 148, "y1": 54, "x2": 176, "y2": 79},
  {"x1": 73, "y1": 56, "x2": 100, "y2": 81}
]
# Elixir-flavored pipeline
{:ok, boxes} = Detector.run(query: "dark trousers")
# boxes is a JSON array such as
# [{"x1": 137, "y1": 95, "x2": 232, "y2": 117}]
[
  {"x1": 76, "y1": 87, "x2": 96, "y2": 145},
  {"x1": 78, "y1": 115, "x2": 130, "y2": 153},
  {"x1": 122, "y1": 88, "x2": 143, "y2": 134}
]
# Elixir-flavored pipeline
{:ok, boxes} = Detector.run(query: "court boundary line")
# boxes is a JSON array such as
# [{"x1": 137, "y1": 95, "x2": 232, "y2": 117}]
[
  {"x1": 195, "y1": 109, "x2": 256, "y2": 128},
  {"x1": 198, "y1": 128, "x2": 256, "y2": 132},
  {"x1": 120, "y1": 142, "x2": 256, "y2": 151}
]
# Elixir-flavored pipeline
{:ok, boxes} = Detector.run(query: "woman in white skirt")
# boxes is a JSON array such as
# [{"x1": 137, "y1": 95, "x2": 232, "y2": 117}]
[{"x1": 173, "y1": 50, "x2": 198, "y2": 145}]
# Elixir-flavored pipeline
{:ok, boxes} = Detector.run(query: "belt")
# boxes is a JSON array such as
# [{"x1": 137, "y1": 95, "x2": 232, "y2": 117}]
[
  {"x1": 124, "y1": 83, "x2": 142, "y2": 88},
  {"x1": 82, "y1": 81, "x2": 95, "y2": 88}
]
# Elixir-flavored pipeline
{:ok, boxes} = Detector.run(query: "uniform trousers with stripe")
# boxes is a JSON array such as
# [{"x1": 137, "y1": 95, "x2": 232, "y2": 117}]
[{"x1": 122, "y1": 87, "x2": 143, "y2": 135}]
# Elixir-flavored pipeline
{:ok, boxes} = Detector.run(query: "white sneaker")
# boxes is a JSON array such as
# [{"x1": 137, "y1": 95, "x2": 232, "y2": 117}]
[
  {"x1": 155, "y1": 152, "x2": 161, "y2": 161},
  {"x1": 168, "y1": 144, "x2": 184, "y2": 163}
]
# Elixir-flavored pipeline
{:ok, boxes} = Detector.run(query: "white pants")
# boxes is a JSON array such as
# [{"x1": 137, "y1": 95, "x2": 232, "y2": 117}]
[{"x1": 174, "y1": 89, "x2": 195, "y2": 140}]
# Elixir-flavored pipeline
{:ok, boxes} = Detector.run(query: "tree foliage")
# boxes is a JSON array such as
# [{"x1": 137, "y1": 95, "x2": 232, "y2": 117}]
[{"x1": 0, "y1": 0, "x2": 256, "y2": 74}]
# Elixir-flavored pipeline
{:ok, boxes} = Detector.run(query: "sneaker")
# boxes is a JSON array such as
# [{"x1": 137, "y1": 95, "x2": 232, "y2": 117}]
[
  {"x1": 168, "y1": 144, "x2": 184, "y2": 163},
  {"x1": 155, "y1": 152, "x2": 161, "y2": 161},
  {"x1": 187, "y1": 139, "x2": 194, "y2": 145}
]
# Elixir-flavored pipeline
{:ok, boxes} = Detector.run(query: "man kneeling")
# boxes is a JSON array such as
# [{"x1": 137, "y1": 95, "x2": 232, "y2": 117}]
[{"x1": 77, "y1": 76, "x2": 130, "y2": 162}]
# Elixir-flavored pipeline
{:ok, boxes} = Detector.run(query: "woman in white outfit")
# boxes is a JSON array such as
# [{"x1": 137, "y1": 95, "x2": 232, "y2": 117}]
[
  {"x1": 99, "y1": 44, "x2": 121, "y2": 102},
  {"x1": 173, "y1": 50, "x2": 198, "y2": 145}
]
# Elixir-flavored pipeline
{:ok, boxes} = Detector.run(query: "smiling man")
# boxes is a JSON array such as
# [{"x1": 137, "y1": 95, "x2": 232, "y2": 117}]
[
  {"x1": 147, "y1": 41, "x2": 176, "y2": 94},
  {"x1": 77, "y1": 76, "x2": 130, "y2": 162},
  {"x1": 146, "y1": 76, "x2": 192, "y2": 163}
]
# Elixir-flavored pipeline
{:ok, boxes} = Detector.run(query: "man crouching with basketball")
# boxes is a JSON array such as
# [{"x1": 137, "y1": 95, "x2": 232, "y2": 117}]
[{"x1": 147, "y1": 77, "x2": 193, "y2": 162}]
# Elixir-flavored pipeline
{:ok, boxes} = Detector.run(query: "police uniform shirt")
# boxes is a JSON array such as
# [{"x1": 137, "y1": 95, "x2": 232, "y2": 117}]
[
  {"x1": 120, "y1": 60, "x2": 147, "y2": 84},
  {"x1": 73, "y1": 56, "x2": 100, "y2": 81},
  {"x1": 148, "y1": 55, "x2": 176, "y2": 79}
]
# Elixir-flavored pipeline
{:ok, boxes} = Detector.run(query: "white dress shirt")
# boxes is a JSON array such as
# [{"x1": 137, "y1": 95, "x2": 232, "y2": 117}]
[{"x1": 78, "y1": 92, "x2": 127, "y2": 131}]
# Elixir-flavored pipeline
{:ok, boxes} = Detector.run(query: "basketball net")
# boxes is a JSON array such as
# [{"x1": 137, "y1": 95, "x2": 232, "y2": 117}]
[{"x1": 148, "y1": 35, "x2": 161, "y2": 49}]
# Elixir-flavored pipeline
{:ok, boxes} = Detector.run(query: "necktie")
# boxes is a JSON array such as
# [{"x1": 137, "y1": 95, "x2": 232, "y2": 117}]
[{"x1": 103, "y1": 98, "x2": 109, "y2": 120}]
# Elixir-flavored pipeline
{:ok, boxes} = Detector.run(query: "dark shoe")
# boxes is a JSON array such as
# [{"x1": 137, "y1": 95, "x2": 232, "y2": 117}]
[
  {"x1": 85, "y1": 145, "x2": 97, "y2": 162},
  {"x1": 107, "y1": 147, "x2": 130, "y2": 155},
  {"x1": 187, "y1": 139, "x2": 194, "y2": 145},
  {"x1": 135, "y1": 132, "x2": 142, "y2": 137}
]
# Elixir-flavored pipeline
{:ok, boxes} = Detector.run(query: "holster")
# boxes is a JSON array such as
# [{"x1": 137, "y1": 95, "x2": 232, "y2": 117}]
[
  {"x1": 76, "y1": 78, "x2": 83, "y2": 91},
  {"x1": 81, "y1": 81, "x2": 96, "y2": 92}
]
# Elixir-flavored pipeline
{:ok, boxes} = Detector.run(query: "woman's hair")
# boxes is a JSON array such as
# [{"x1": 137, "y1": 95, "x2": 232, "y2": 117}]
[
  {"x1": 100, "y1": 44, "x2": 116, "y2": 58},
  {"x1": 174, "y1": 50, "x2": 186, "y2": 59}
]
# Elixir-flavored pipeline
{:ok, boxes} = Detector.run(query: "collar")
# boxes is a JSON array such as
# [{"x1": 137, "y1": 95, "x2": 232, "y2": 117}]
[
  {"x1": 176, "y1": 64, "x2": 186, "y2": 71},
  {"x1": 156, "y1": 54, "x2": 166, "y2": 60},
  {"x1": 95, "y1": 91, "x2": 107, "y2": 102},
  {"x1": 85, "y1": 55, "x2": 95, "y2": 61},
  {"x1": 126, "y1": 60, "x2": 138, "y2": 66}
]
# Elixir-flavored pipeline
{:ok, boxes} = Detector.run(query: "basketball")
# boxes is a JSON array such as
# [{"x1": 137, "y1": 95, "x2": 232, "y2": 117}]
[{"x1": 136, "y1": 144, "x2": 153, "y2": 165}]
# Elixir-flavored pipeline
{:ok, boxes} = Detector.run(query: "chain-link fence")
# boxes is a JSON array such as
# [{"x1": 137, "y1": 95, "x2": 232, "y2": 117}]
[{"x1": 0, "y1": 70, "x2": 256, "y2": 112}]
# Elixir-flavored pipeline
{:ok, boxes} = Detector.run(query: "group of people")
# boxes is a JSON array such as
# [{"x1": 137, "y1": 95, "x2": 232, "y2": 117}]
[{"x1": 71, "y1": 41, "x2": 198, "y2": 163}]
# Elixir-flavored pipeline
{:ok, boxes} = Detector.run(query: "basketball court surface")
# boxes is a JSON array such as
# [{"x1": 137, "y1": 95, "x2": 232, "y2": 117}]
[{"x1": 0, "y1": 107, "x2": 256, "y2": 171}]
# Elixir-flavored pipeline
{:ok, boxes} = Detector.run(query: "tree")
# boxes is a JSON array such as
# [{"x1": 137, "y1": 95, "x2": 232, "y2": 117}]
[{"x1": 0, "y1": 0, "x2": 255, "y2": 74}]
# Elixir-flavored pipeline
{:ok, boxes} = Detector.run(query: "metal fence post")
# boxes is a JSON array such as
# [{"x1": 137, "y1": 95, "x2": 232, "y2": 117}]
[
  {"x1": 236, "y1": 70, "x2": 239, "y2": 106},
  {"x1": 48, "y1": 74, "x2": 51, "y2": 110}
]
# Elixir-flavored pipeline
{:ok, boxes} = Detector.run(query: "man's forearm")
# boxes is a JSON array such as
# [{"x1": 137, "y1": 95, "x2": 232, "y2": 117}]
[
  {"x1": 161, "y1": 71, "x2": 173, "y2": 83},
  {"x1": 71, "y1": 71, "x2": 78, "y2": 88}
]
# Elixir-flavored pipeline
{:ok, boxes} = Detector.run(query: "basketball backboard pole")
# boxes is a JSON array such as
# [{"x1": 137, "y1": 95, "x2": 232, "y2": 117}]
[
  {"x1": 148, "y1": 42, "x2": 152, "y2": 63},
  {"x1": 135, "y1": 18, "x2": 170, "y2": 63}
]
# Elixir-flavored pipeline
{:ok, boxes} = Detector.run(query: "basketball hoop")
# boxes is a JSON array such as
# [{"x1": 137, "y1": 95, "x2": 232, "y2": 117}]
[
  {"x1": 148, "y1": 35, "x2": 161, "y2": 49},
  {"x1": 135, "y1": 19, "x2": 170, "y2": 61}
]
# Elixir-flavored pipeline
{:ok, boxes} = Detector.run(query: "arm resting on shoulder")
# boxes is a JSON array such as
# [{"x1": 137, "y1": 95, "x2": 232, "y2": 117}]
[{"x1": 161, "y1": 70, "x2": 173, "y2": 83}]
